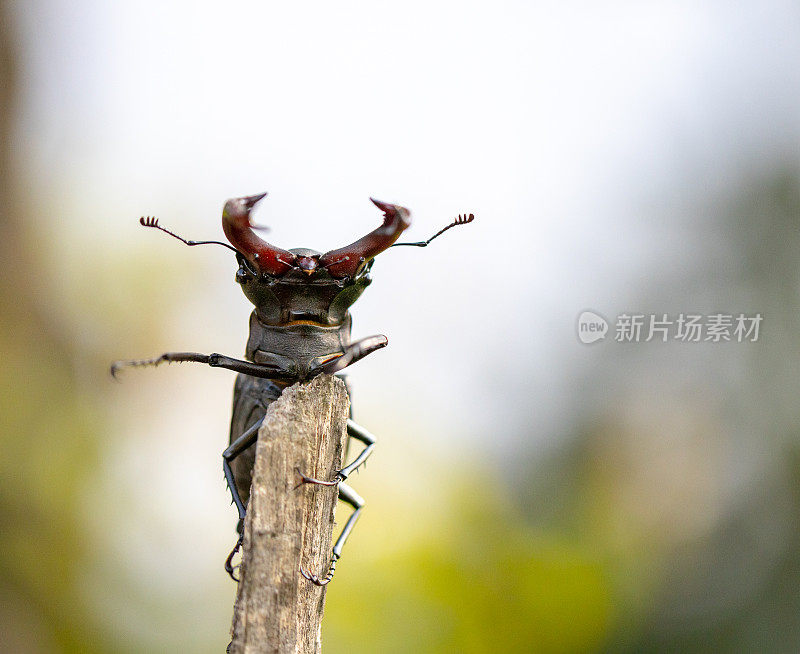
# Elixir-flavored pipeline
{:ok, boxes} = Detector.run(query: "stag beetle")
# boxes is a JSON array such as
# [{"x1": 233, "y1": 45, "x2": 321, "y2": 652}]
[{"x1": 112, "y1": 193, "x2": 473, "y2": 585}]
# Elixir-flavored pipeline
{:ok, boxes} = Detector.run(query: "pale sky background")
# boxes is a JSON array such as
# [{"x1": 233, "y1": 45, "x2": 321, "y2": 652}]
[
  {"x1": 7, "y1": 1, "x2": 800, "y2": 641},
  {"x1": 15, "y1": 0, "x2": 800, "y2": 441}
]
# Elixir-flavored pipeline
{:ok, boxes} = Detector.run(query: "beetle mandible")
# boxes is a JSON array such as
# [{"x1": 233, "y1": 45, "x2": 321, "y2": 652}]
[{"x1": 112, "y1": 192, "x2": 474, "y2": 585}]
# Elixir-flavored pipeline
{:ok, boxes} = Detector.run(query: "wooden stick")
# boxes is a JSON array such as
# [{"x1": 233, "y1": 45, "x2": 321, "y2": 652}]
[{"x1": 229, "y1": 374, "x2": 350, "y2": 654}]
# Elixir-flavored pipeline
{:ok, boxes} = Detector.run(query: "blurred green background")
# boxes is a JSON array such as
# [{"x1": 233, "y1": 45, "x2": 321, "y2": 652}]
[{"x1": 3, "y1": 1, "x2": 800, "y2": 652}]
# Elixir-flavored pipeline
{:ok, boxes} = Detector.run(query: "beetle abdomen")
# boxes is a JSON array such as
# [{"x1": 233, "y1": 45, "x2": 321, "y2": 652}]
[{"x1": 227, "y1": 374, "x2": 284, "y2": 508}]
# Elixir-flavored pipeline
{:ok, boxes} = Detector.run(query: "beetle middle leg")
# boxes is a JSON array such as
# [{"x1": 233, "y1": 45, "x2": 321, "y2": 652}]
[
  {"x1": 222, "y1": 414, "x2": 266, "y2": 580},
  {"x1": 297, "y1": 419, "x2": 374, "y2": 585},
  {"x1": 297, "y1": 419, "x2": 375, "y2": 486}
]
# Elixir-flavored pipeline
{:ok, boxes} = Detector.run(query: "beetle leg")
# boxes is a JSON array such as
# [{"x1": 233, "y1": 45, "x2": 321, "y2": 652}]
[
  {"x1": 110, "y1": 352, "x2": 298, "y2": 382},
  {"x1": 340, "y1": 419, "x2": 375, "y2": 479},
  {"x1": 300, "y1": 482, "x2": 364, "y2": 586},
  {"x1": 296, "y1": 419, "x2": 375, "y2": 486},
  {"x1": 222, "y1": 415, "x2": 266, "y2": 581},
  {"x1": 309, "y1": 335, "x2": 388, "y2": 377},
  {"x1": 223, "y1": 415, "x2": 265, "y2": 522},
  {"x1": 114, "y1": 337, "x2": 385, "y2": 382},
  {"x1": 295, "y1": 468, "x2": 341, "y2": 487}
]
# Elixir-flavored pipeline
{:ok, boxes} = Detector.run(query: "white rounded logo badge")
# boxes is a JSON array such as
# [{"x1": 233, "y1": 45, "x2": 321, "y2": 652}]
[{"x1": 577, "y1": 311, "x2": 608, "y2": 344}]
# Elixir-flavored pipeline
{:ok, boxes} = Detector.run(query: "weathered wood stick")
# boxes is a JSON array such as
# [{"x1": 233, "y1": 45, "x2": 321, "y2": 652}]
[{"x1": 229, "y1": 374, "x2": 350, "y2": 654}]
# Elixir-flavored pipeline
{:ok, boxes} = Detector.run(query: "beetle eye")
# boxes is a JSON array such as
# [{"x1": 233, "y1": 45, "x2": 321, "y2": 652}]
[{"x1": 235, "y1": 268, "x2": 249, "y2": 284}]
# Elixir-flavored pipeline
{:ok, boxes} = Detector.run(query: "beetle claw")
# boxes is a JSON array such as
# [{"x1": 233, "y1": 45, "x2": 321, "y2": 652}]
[
  {"x1": 225, "y1": 536, "x2": 243, "y2": 582},
  {"x1": 295, "y1": 467, "x2": 343, "y2": 487},
  {"x1": 300, "y1": 556, "x2": 337, "y2": 586}
]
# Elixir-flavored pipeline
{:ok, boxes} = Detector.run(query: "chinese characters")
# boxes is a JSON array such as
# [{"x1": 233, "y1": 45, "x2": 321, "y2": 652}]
[{"x1": 613, "y1": 313, "x2": 762, "y2": 343}]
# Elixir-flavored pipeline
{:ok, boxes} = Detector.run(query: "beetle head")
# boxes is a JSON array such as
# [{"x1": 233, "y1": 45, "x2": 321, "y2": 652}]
[
  {"x1": 223, "y1": 193, "x2": 411, "y2": 281},
  {"x1": 224, "y1": 194, "x2": 411, "y2": 325}
]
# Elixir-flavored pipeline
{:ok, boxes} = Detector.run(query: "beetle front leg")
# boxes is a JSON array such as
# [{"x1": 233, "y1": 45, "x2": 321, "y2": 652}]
[
  {"x1": 110, "y1": 351, "x2": 298, "y2": 381},
  {"x1": 309, "y1": 335, "x2": 388, "y2": 377},
  {"x1": 300, "y1": 482, "x2": 365, "y2": 586},
  {"x1": 297, "y1": 419, "x2": 375, "y2": 486}
]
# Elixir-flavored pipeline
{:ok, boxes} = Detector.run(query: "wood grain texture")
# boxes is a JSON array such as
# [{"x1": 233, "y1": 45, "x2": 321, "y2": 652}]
[{"x1": 229, "y1": 374, "x2": 350, "y2": 654}]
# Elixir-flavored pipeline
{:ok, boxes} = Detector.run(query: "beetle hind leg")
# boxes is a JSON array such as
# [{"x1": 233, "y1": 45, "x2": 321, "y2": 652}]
[{"x1": 300, "y1": 482, "x2": 364, "y2": 586}]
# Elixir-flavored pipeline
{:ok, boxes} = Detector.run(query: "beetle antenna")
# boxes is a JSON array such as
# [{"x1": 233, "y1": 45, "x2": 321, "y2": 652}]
[
  {"x1": 391, "y1": 213, "x2": 475, "y2": 247},
  {"x1": 139, "y1": 216, "x2": 241, "y2": 253}
]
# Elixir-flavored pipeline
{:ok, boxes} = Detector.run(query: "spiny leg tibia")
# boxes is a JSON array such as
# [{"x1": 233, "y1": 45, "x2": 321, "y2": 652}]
[
  {"x1": 110, "y1": 351, "x2": 297, "y2": 382},
  {"x1": 300, "y1": 482, "x2": 365, "y2": 586},
  {"x1": 222, "y1": 415, "x2": 265, "y2": 581},
  {"x1": 297, "y1": 419, "x2": 375, "y2": 486}
]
